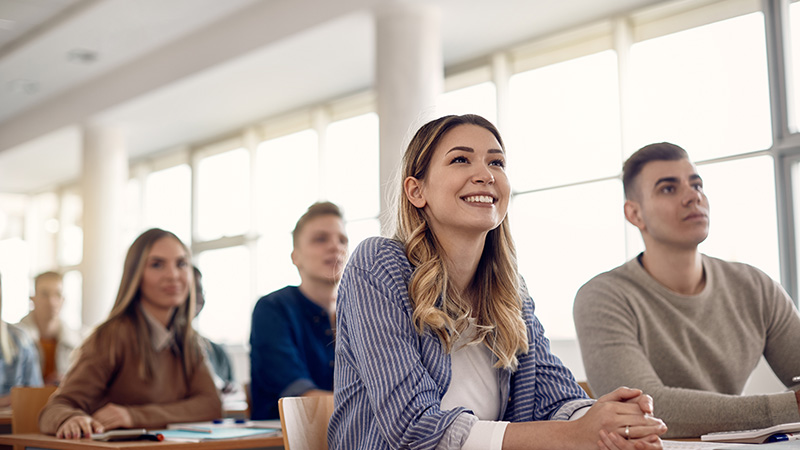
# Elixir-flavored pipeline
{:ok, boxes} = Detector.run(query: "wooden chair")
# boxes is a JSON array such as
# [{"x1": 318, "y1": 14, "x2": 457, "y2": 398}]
[
  {"x1": 10, "y1": 385, "x2": 57, "y2": 434},
  {"x1": 10, "y1": 385, "x2": 58, "y2": 450},
  {"x1": 577, "y1": 380, "x2": 595, "y2": 399},
  {"x1": 278, "y1": 395, "x2": 334, "y2": 450},
  {"x1": 244, "y1": 381, "x2": 252, "y2": 418}
]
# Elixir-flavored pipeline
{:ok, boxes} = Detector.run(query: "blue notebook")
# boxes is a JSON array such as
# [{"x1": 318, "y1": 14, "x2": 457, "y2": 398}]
[{"x1": 153, "y1": 427, "x2": 279, "y2": 440}]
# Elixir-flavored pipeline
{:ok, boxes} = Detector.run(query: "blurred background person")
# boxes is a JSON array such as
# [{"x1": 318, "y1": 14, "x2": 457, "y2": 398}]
[
  {"x1": 249, "y1": 201, "x2": 347, "y2": 419},
  {"x1": 0, "y1": 271, "x2": 43, "y2": 407},
  {"x1": 39, "y1": 228, "x2": 221, "y2": 438},
  {"x1": 17, "y1": 271, "x2": 83, "y2": 385}
]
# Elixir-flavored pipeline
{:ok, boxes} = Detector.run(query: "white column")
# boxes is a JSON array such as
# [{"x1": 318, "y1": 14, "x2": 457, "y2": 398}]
[
  {"x1": 81, "y1": 124, "x2": 128, "y2": 327},
  {"x1": 375, "y1": 2, "x2": 443, "y2": 235}
]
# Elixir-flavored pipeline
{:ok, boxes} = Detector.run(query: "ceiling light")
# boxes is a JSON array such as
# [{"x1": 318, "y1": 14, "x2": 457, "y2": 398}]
[{"x1": 67, "y1": 48, "x2": 98, "y2": 64}]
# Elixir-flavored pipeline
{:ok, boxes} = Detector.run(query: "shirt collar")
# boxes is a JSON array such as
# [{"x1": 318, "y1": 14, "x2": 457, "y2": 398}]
[{"x1": 140, "y1": 304, "x2": 176, "y2": 352}]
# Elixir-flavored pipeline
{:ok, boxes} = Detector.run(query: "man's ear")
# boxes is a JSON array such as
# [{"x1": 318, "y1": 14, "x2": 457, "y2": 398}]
[
  {"x1": 624, "y1": 199, "x2": 645, "y2": 231},
  {"x1": 290, "y1": 249, "x2": 299, "y2": 268},
  {"x1": 404, "y1": 176, "x2": 427, "y2": 208}
]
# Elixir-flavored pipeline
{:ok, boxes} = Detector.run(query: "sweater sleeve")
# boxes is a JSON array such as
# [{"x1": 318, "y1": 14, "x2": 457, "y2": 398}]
[
  {"x1": 125, "y1": 360, "x2": 222, "y2": 428},
  {"x1": 760, "y1": 275, "x2": 800, "y2": 389},
  {"x1": 39, "y1": 327, "x2": 222, "y2": 434},
  {"x1": 38, "y1": 343, "x2": 116, "y2": 435},
  {"x1": 574, "y1": 276, "x2": 800, "y2": 438}
]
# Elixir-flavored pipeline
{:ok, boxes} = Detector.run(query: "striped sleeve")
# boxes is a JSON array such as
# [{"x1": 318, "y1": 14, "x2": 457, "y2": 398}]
[{"x1": 329, "y1": 237, "x2": 471, "y2": 449}]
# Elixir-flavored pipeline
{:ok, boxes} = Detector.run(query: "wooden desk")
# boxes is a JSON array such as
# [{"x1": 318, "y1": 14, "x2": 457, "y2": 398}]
[{"x1": 0, "y1": 433, "x2": 284, "y2": 450}]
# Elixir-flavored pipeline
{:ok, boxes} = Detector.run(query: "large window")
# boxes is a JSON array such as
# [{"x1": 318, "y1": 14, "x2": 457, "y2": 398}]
[
  {"x1": 438, "y1": 82, "x2": 497, "y2": 124},
  {"x1": 511, "y1": 180, "x2": 627, "y2": 339},
  {"x1": 325, "y1": 113, "x2": 381, "y2": 250},
  {"x1": 144, "y1": 164, "x2": 191, "y2": 244},
  {"x1": 195, "y1": 246, "x2": 251, "y2": 344},
  {"x1": 255, "y1": 130, "x2": 319, "y2": 298},
  {"x1": 508, "y1": 51, "x2": 621, "y2": 192},
  {"x1": 196, "y1": 148, "x2": 250, "y2": 241},
  {"x1": 629, "y1": 12, "x2": 772, "y2": 157}
]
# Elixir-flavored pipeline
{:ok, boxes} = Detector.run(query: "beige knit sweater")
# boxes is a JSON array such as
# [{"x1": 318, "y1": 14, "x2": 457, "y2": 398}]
[{"x1": 574, "y1": 254, "x2": 800, "y2": 438}]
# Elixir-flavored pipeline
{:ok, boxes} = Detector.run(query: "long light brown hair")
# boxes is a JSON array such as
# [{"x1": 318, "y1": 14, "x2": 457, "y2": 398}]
[
  {"x1": 86, "y1": 228, "x2": 200, "y2": 381},
  {"x1": 394, "y1": 114, "x2": 528, "y2": 370}
]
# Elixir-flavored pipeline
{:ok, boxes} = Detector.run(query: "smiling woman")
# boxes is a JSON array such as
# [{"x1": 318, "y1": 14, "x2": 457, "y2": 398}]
[
  {"x1": 38, "y1": 228, "x2": 221, "y2": 439},
  {"x1": 328, "y1": 114, "x2": 668, "y2": 450}
]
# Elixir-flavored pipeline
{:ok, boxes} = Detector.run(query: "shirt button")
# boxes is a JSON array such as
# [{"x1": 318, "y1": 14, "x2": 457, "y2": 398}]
[
  {"x1": 313, "y1": 316, "x2": 320, "y2": 323},
  {"x1": 329, "y1": 361, "x2": 335, "y2": 368},
  {"x1": 325, "y1": 329, "x2": 332, "y2": 336}
]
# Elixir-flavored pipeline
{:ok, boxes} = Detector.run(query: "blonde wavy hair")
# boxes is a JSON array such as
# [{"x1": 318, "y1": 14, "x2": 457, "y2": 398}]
[
  {"x1": 395, "y1": 114, "x2": 528, "y2": 370},
  {"x1": 85, "y1": 228, "x2": 200, "y2": 381}
]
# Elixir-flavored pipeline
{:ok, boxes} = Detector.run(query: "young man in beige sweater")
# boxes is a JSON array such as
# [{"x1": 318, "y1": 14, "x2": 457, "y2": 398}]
[{"x1": 574, "y1": 142, "x2": 800, "y2": 438}]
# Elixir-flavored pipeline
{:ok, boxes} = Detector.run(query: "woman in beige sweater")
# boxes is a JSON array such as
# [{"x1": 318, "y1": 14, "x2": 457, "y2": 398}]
[{"x1": 39, "y1": 228, "x2": 222, "y2": 439}]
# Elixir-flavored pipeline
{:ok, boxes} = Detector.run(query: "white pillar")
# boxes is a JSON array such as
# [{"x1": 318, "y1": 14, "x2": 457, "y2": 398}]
[
  {"x1": 375, "y1": 2, "x2": 442, "y2": 235},
  {"x1": 81, "y1": 124, "x2": 128, "y2": 327}
]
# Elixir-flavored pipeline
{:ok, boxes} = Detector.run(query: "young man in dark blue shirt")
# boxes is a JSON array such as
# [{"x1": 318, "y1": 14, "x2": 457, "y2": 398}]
[{"x1": 249, "y1": 202, "x2": 348, "y2": 419}]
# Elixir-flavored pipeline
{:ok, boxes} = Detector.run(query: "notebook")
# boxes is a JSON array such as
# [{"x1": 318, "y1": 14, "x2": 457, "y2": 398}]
[{"x1": 701, "y1": 422, "x2": 800, "y2": 444}]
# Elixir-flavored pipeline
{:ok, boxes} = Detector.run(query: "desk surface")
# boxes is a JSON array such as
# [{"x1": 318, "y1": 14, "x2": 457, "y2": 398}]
[{"x1": 0, "y1": 433, "x2": 283, "y2": 450}]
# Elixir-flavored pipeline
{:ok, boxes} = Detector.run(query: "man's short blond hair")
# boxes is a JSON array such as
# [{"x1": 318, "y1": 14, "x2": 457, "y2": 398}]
[
  {"x1": 291, "y1": 202, "x2": 343, "y2": 248},
  {"x1": 34, "y1": 271, "x2": 63, "y2": 293}
]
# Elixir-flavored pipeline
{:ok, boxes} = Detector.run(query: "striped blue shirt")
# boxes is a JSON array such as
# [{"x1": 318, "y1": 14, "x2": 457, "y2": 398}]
[{"x1": 328, "y1": 237, "x2": 591, "y2": 449}]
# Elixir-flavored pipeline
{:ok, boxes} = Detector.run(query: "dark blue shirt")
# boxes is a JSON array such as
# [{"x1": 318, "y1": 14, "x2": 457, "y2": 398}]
[{"x1": 249, "y1": 286, "x2": 335, "y2": 419}]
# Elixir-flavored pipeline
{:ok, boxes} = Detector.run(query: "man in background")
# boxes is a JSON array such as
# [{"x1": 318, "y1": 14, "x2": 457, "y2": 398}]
[
  {"x1": 574, "y1": 142, "x2": 800, "y2": 438},
  {"x1": 249, "y1": 202, "x2": 347, "y2": 419},
  {"x1": 17, "y1": 271, "x2": 82, "y2": 385}
]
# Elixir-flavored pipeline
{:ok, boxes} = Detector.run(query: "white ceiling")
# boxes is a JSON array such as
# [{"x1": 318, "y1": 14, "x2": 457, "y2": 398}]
[{"x1": 0, "y1": 0, "x2": 665, "y2": 194}]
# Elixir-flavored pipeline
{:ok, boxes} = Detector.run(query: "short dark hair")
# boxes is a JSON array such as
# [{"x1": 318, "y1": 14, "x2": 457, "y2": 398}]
[
  {"x1": 292, "y1": 202, "x2": 343, "y2": 247},
  {"x1": 622, "y1": 142, "x2": 689, "y2": 199}
]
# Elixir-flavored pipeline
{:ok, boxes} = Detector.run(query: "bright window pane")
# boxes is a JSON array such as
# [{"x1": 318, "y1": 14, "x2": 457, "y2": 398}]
[
  {"x1": 197, "y1": 148, "x2": 250, "y2": 241},
  {"x1": 325, "y1": 114, "x2": 379, "y2": 219},
  {"x1": 508, "y1": 51, "x2": 621, "y2": 191},
  {"x1": 699, "y1": 156, "x2": 779, "y2": 281},
  {"x1": 29, "y1": 192, "x2": 59, "y2": 271},
  {"x1": 0, "y1": 194, "x2": 26, "y2": 240},
  {"x1": 345, "y1": 218, "x2": 381, "y2": 256},
  {"x1": 438, "y1": 82, "x2": 497, "y2": 125},
  {"x1": 59, "y1": 191, "x2": 83, "y2": 267},
  {"x1": 255, "y1": 130, "x2": 318, "y2": 297},
  {"x1": 257, "y1": 233, "x2": 299, "y2": 298},
  {"x1": 195, "y1": 246, "x2": 251, "y2": 344},
  {"x1": 629, "y1": 12, "x2": 771, "y2": 159},
  {"x1": 511, "y1": 180, "x2": 626, "y2": 340},
  {"x1": 144, "y1": 164, "x2": 191, "y2": 244},
  {"x1": 62, "y1": 270, "x2": 82, "y2": 332},
  {"x1": 0, "y1": 238, "x2": 31, "y2": 323}
]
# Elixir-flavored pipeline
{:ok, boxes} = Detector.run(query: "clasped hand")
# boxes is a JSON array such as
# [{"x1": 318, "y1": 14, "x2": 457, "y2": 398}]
[
  {"x1": 55, "y1": 403, "x2": 133, "y2": 439},
  {"x1": 579, "y1": 387, "x2": 667, "y2": 450}
]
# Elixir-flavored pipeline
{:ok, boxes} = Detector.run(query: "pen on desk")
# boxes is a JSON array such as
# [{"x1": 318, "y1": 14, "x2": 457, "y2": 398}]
[{"x1": 767, "y1": 433, "x2": 800, "y2": 443}]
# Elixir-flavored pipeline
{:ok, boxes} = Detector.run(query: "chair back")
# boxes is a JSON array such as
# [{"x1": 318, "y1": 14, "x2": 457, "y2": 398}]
[
  {"x1": 278, "y1": 395, "x2": 334, "y2": 450},
  {"x1": 578, "y1": 381, "x2": 595, "y2": 399},
  {"x1": 11, "y1": 385, "x2": 58, "y2": 433}
]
